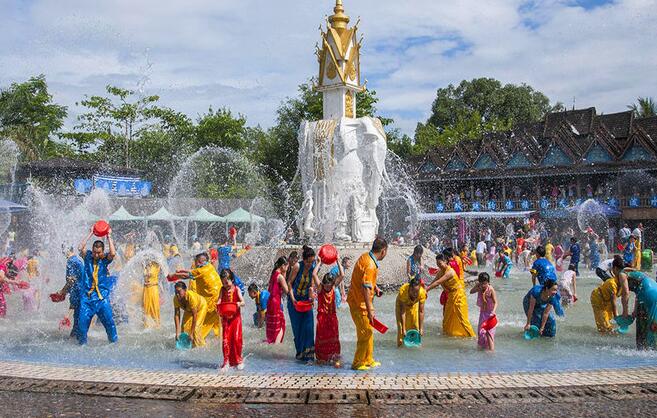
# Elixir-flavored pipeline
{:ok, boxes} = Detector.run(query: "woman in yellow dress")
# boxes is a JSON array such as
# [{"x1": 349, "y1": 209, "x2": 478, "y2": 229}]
[
  {"x1": 590, "y1": 255, "x2": 630, "y2": 333},
  {"x1": 427, "y1": 254, "x2": 475, "y2": 337},
  {"x1": 173, "y1": 281, "x2": 208, "y2": 348},
  {"x1": 143, "y1": 260, "x2": 162, "y2": 328},
  {"x1": 395, "y1": 278, "x2": 426, "y2": 346}
]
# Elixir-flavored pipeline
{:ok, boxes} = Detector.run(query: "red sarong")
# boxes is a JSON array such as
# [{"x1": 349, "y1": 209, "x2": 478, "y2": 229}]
[
  {"x1": 265, "y1": 271, "x2": 286, "y2": 344},
  {"x1": 220, "y1": 287, "x2": 243, "y2": 367},
  {"x1": 315, "y1": 288, "x2": 340, "y2": 362}
]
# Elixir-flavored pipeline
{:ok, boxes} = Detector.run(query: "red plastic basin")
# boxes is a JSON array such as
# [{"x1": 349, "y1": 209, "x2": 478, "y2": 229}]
[
  {"x1": 294, "y1": 300, "x2": 313, "y2": 313},
  {"x1": 318, "y1": 244, "x2": 338, "y2": 265},
  {"x1": 93, "y1": 220, "x2": 110, "y2": 237},
  {"x1": 218, "y1": 302, "x2": 239, "y2": 317},
  {"x1": 481, "y1": 314, "x2": 498, "y2": 331},
  {"x1": 370, "y1": 317, "x2": 388, "y2": 334}
]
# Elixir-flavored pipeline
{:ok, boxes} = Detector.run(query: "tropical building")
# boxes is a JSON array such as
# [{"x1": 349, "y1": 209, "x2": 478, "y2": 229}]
[{"x1": 414, "y1": 107, "x2": 657, "y2": 244}]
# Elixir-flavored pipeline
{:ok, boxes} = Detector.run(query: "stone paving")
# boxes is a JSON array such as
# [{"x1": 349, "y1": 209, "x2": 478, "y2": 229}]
[{"x1": 1, "y1": 360, "x2": 657, "y2": 391}]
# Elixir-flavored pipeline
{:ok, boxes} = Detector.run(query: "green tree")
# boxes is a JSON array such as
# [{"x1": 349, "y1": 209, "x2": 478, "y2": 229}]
[
  {"x1": 628, "y1": 97, "x2": 657, "y2": 118},
  {"x1": 428, "y1": 77, "x2": 560, "y2": 130},
  {"x1": 193, "y1": 107, "x2": 249, "y2": 151},
  {"x1": 66, "y1": 85, "x2": 165, "y2": 167},
  {"x1": 386, "y1": 128, "x2": 414, "y2": 160},
  {"x1": 0, "y1": 75, "x2": 68, "y2": 160}
]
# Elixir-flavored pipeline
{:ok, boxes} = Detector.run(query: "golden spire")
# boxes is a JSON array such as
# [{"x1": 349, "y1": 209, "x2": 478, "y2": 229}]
[{"x1": 329, "y1": 0, "x2": 350, "y2": 30}]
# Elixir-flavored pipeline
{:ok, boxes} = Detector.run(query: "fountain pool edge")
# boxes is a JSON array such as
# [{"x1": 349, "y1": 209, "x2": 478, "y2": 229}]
[{"x1": 1, "y1": 360, "x2": 657, "y2": 391}]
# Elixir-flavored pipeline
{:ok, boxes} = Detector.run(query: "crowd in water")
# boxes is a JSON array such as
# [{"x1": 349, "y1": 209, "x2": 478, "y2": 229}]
[{"x1": 0, "y1": 218, "x2": 656, "y2": 372}]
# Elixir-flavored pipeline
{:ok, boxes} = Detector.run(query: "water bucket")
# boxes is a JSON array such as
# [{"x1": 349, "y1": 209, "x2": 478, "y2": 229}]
[
  {"x1": 294, "y1": 300, "x2": 313, "y2": 313},
  {"x1": 439, "y1": 290, "x2": 448, "y2": 306},
  {"x1": 524, "y1": 325, "x2": 540, "y2": 340},
  {"x1": 93, "y1": 220, "x2": 110, "y2": 237},
  {"x1": 318, "y1": 244, "x2": 338, "y2": 265},
  {"x1": 641, "y1": 249, "x2": 653, "y2": 271},
  {"x1": 176, "y1": 332, "x2": 192, "y2": 350},
  {"x1": 218, "y1": 302, "x2": 239, "y2": 317},
  {"x1": 403, "y1": 329, "x2": 421, "y2": 347},
  {"x1": 50, "y1": 293, "x2": 66, "y2": 303},
  {"x1": 370, "y1": 317, "x2": 388, "y2": 334},
  {"x1": 428, "y1": 267, "x2": 439, "y2": 276},
  {"x1": 495, "y1": 270, "x2": 503, "y2": 278},
  {"x1": 482, "y1": 314, "x2": 498, "y2": 331},
  {"x1": 614, "y1": 315, "x2": 634, "y2": 334}
]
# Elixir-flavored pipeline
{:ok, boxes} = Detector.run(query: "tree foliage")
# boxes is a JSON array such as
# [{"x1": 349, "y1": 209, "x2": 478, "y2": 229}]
[
  {"x1": 628, "y1": 97, "x2": 657, "y2": 118},
  {"x1": 0, "y1": 75, "x2": 68, "y2": 160}
]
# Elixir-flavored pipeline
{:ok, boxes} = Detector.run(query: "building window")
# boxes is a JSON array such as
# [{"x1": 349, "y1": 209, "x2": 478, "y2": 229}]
[
  {"x1": 541, "y1": 145, "x2": 573, "y2": 167},
  {"x1": 622, "y1": 143, "x2": 655, "y2": 162},
  {"x1": 584, "y1": 143, "x2": 613, "y2": 163},
  {"x1": 474, "y1": 153, "x2": 496, "y2": 170},
  {"x1": 420, "y1": 161, "x2": 438, "y2": 173},
  {"x1": 507, "y1": 152, "x2": 532, "y2": 168},
  {"x1": 445, "y1": 157, "x2": 467, "y2": 171}
]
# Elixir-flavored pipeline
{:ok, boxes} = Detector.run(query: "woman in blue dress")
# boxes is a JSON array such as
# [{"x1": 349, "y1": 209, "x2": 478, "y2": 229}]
[
  {"x1": 287, "y1": 245, "x2": 319, "y2": 361},
  {"x1": 406, "y1": 245, "x2": 424, "y2": 281},
  {"x1": 627, "y1": 270, "x2": 657, "y2": 350},
  {"x1": 523, "y1": 279, "x2": 564, "y2": 337}
]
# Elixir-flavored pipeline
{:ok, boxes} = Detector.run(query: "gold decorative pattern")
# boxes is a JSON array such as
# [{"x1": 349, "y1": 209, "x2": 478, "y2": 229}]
[
  {"x1": 326, "y1": 59, "x2": 337, "y2": 80},
  {"x1": 345, "y1": 91, "x2": 354, "y2": 118},
  {"x1": 312, "y1": 120, "x2": 337, "y2": 179}
]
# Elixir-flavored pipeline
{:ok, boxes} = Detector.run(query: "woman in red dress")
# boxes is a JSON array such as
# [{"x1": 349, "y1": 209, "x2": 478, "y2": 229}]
[
  {"x1": 314, "y1": 268, "x2": 343, "y2": 365},
  {"x1": 265, "y1": 257, "x2": 289, "y2": 344},
  {"x1": 218, "y1": 269, "x2": 245, "y2": 371}
]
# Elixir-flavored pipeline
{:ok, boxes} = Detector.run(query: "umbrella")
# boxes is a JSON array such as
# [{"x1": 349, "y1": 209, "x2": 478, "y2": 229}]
[
  {"x1": 109, "y1": 206, "x2": 143, "y2": 221},
  {"x1": 224, "y1": 207, "x2": 265, "y2": 223}
]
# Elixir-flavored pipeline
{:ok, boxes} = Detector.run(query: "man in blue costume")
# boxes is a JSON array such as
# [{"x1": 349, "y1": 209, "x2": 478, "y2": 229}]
[
  {"x1": 55, "y1": 247, "x2": 84, "y2": 338},
  {"x1": 562, "y1": 237, "x2": 581, "y2": 275},
  {"x1": 627, "y1": 270, "x2": 657, "y2": 350},
  {"x1": 530, "y1": 245, "x2": 557, "y2": 286},
  {"x1": 76, "y1": 226, "x2": 118, "y2": 345},
  {"x1": 218, "y1": 237, "x2": 244, "y2": 293}
]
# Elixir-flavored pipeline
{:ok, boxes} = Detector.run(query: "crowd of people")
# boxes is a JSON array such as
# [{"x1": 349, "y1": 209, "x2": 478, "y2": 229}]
[{"x1": 0, "y1": 218, "x2": 655, "y2": 373}]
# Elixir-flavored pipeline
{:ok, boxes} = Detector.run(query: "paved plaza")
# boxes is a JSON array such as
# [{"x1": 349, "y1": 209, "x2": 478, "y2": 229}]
[{"x1": 1, "y1": 360, "x2": 657, "y2": 416}]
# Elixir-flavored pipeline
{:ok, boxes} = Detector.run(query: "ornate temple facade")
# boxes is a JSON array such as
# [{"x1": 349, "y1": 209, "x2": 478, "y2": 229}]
[{"x1": 415, "y1": 107, "x2": 657, "y2": 223}]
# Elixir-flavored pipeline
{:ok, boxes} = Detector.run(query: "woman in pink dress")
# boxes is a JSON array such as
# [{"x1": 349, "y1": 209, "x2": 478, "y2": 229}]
[
  {"x1": 265, "y1": 257, "x2": 289, "y2": 344},
  {"x1": 470, "y1": 272, "x2": 498, "y2": 350}
]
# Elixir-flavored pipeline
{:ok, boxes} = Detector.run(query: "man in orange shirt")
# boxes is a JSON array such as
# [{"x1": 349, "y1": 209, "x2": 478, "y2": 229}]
[{"x1": 347, "y1": 237, "x2": 388, "y2": 371}]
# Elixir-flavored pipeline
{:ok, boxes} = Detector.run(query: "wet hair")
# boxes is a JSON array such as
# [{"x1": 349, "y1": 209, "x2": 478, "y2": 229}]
[
  {"x1": 219, "y1": 268, "x2": 235, "y2": 283},
  {"x1": 322, "y1": 273, "x2": 335, "y2": 286},
  {"x1": 371, "y1": 237, "x2": 388, "y2": 253},
  {"x1": 413, "y1": 245, "x2": 423, "y2": 258},
  {"x1": 567, "y1": 264, "x2": 577, "y2": 272},
  {"x1": 288, "y1": 251, "x2": 298, "y2": 260},
  {"x1": 435, "y1": 253, "x2": 446, "y2": 263},
  {"x1": 612, "y1": 255, "x2": 624, "y2": 270},
  {"x1": 409, "y1": 277, "x2": 421, "y2": 288},
  {"x1": 92, "y1": 240, "x2": 104, "y2": 250},
  {"x1": 535, "y1": 246, "x2": 546, "y2": 257},
  {"x1": 174, "y1": 281, "x2": 187, "y2": 291},
  {"x1": 272, "y1": 256, "x2": 288, "y2": 277},
  {"x1": 302, "y1": 245, "x2": 315, "y2": 261},
  {"x1": 195, "y1": 252, "x2": 209, "y2": 262},
  {"x1": 341, "y1": 255, "x2": 352, "y2": 264},
  {"x1": 478, "y1": 272, "x2": 490, "y2": 284},
  {"x1": 570, "y1": 237, "x2": 577, "y2": 243},
  {"x1": 442, "y1": 247, "x2": 454, "y2": 258},
  {"x1": 543, "y1": 279, "x2": 557, "y2": 290},
  {"x1": 248, "y1": 283, "x2": 258, "y2": 293}
]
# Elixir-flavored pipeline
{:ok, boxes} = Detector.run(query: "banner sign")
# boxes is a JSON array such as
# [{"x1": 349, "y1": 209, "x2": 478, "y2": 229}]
[{"x1": 85, "y1": 175, "x2": 152, "y2": 197}]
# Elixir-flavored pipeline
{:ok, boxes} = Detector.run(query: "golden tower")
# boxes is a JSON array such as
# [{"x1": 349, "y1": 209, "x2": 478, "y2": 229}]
[{"x1": 316, "y1": 0, "x2": 364, "y2": 120}]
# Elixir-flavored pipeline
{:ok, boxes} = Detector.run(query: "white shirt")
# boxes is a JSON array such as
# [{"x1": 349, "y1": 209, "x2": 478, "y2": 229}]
[
  {"x1": 476, "y1": 241, "x2": 487, "y2": 254},
  {"x1": 620, "y1": 228, "x2": 631, "y2": 239},
  {"x1": 632, "y1": 228, "x2": 642, "y2": 242}
]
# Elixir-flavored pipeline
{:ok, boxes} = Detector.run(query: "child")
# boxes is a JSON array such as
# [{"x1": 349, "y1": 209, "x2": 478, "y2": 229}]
[
  {"x1": 558, "y1": 264, "x2": 578, "y2": 306},
  {"x1": 406, "y1": 245, "x2": 424, "y2": 281},
  {"x1": 218, "y1": 269, "x2": 245, "y2": 371},
  {"x1": 247, "y1": 283, "x2": 269, "y2": 328},
  {"x1": 470, "y1": 273, "x2": 497, "y2": 350},
  {"x1": 329, "y1": 256, "x2": 350, "y2": 308},
  {"x1": 496, "y1": 251, "x2": 513, "y2": 279},
  {"x1": 314, "y1": 272, "x2": 341, "y2": 365}
]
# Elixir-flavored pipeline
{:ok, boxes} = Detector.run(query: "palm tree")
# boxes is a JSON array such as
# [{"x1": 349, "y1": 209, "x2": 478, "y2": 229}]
[{"x1": 628, "y1": 97, "x2": 657, "y2": 118}]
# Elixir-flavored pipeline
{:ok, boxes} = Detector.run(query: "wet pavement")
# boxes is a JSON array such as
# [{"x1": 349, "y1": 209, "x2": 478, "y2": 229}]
[{"x1": 3, "y1": 389, "x2": 657, "y2": 418}]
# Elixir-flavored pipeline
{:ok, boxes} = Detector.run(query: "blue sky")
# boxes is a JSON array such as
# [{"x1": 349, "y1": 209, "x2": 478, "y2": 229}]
[{"x1": 1, "y1": 0, "x2": 655, "y2": 136}]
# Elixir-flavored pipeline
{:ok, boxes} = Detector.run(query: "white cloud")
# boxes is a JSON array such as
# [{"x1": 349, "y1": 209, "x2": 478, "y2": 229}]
[{"x1": 1, "y1": 0, "x2": 655, "y2": 137}]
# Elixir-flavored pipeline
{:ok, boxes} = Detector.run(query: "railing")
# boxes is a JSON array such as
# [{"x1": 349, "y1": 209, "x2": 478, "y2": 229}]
[{"x1": 428, "y1": 195, "x2": 657, "y2": 214}]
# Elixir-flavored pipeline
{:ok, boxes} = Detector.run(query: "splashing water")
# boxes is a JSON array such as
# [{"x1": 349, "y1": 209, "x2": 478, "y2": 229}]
[
  {"x1": 576, "y1": 199, "x2": 609, "y2": 235},
  {"x1": 378, "y1": 151, "x2": 420, "y2": 240}
]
